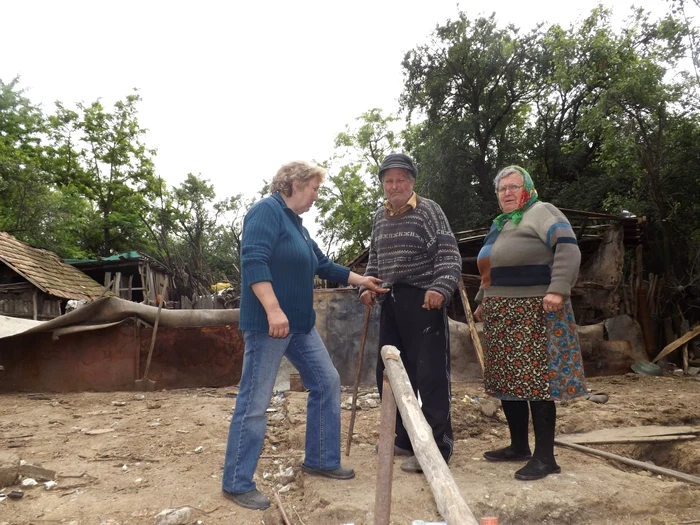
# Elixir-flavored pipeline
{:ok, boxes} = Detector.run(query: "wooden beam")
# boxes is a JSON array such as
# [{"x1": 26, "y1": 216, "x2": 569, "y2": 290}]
[
  {"x1": 653, "y1": 325, "x2": 700, "y2": 363},
  {"x1": 381, "y1": 345, "x2": 479, "y2": 525}
]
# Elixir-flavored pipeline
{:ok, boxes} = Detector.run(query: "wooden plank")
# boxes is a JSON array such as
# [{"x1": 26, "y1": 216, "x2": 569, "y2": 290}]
[
  {"x1": 558, "y1": 435, "x2": 696, "y2": 445},
  {"x1": 653, "y1": 325, "x2": 700, "y2": 363}
]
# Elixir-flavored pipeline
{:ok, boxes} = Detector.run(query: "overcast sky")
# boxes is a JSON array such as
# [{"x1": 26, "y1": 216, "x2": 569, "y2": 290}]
[{"x1": 3, "y1": 0, "x2": 670, "y2": 236}]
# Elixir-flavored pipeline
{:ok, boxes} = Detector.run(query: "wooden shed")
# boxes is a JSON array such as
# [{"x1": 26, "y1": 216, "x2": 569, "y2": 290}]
[
  {"x1": 66, "y1": 251, "x2": 171, "y2": 305},
  {"x1": 0, "y1": 232, "x2": 106, "y2": 320}
]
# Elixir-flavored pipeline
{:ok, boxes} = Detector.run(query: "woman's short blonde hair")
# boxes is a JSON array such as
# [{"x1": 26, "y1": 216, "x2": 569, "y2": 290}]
[{"x1": 270, "y1": 161, "x2": 326, "y2": 197}]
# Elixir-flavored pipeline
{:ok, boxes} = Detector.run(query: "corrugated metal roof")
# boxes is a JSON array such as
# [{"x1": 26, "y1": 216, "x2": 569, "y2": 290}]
[
  {"x1": 64, "y1": 251, "x2": 142, "y2": 264},
  {"x1": 0, "y1": 232, "x2": 106, "y2": 301}
]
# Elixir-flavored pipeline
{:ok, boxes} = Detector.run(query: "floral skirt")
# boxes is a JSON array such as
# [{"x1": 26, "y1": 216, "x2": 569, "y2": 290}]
[{"x1": 482, "y1": 296, "x2": 587, "y2": 401}]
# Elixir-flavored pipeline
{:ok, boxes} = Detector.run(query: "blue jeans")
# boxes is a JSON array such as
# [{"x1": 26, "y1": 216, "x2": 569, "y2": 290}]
[{"x1": 222, "y1": 328, "x2": 342, "y2": 494}]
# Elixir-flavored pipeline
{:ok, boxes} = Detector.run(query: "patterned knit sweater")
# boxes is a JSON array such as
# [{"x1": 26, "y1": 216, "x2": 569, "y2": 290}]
[
  {"x1": 361, "y1": 196, "x2": 461, "y2": 302},
  {"x1": 476, "y1": 201, "x2": 580, "y2": 301}
]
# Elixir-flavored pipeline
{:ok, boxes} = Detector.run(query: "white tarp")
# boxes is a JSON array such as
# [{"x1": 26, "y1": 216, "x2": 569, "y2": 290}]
[
  {"x1": 0, "y1": 315, "x2": 44, "y2": 339},
  {"x1": 0, "y1": 296, "x2": 239, "y2": 342}
]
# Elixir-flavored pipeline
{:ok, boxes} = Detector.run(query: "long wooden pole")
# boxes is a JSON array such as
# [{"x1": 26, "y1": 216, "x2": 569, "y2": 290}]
[
  {"x1": 554, "y1": 439, "x2": 700, "y2": 485},
  {"x1": 346, "y1": 305, "x2": 372, "y2": 456},
  {"x1": 374, "y1": 372, "x2": 397, "y2": 525},
  {"x1": 381, "y1": 345, "x2": 479, "y2": 525},
  {"x1": 142, "y1": 282, "x2": 168, "y2": 381},
  {"x1": 653, "y1": 325, "x2": 700, "y2": 363},
  {"x1": 457, "y1": 277, "x2": 484, "y2": 372}
]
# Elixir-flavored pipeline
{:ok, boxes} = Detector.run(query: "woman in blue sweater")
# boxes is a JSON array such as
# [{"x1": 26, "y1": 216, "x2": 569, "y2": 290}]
[{"x1": 222, "y1": 161, "x2": 386, "y2": 510}]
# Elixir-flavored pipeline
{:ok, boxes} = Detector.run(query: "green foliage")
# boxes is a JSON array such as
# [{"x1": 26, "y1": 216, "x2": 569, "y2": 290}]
[
  {"x1": 396, "y1": 6, "x2": 700, "y2": 293},
  {"x1": 142, "y1": 173, "x2": 248, "y2": 298},
  {"x1": 4, "y1": 3, "x2": 700, "y2": 307},
  {"x1": 47, "y1": 91, "x2": 159, "y2": 256},
  {"x1": 315, "y1": 109, "x2": 398, "y2": 262},
  {"x1": 400, "y1": 13, "x2": 543, "y2": 230}
]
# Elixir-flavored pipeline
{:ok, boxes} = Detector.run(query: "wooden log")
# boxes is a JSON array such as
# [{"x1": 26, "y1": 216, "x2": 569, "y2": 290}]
[
  {"x1": 554, "y1": 439, "x2": 700, "y2": 485},
  {"x1": 653, "y1": 325, "x2": 700, "y2": 363},
  {"x1": 457, "y1": 277, "x2": 484, "y2": 372},
  {"x1": 683, "y1": 342, "x2": 689, "y2": 374},
  {"x1": 380, "y1": 345, "x2": 479, "y2": 525},
  {"x1": 374, "y1": 373, "x2": 397, "y2": 525}
]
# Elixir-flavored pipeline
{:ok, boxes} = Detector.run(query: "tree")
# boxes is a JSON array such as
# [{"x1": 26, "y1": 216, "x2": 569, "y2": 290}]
[
  {"x1": 400, "y1": 14, "x2": 544, "y2": 229},
  {"x1": 142, "y1": 173, "x2": 248, "y2": 301},
  {"x1": 48, "y1": 91, "x2": 158, "y2": 256},
  {"x1": 315, "y1": 109, "x2": 400, "y2": 262},
  {"x1": 0, "y1": 78, "x2": 49, "y2": 235}
]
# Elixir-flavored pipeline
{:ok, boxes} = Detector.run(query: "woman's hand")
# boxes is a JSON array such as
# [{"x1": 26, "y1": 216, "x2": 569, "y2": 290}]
[
  {"x1": 355, "y1": 275, "x2": 388, "y2": 294},
  {"x1": 474, "y1": 304, "x2": 483, "y2": 322},
  {"x1": 422, "y1": 290, "x2": 445, "y2": 310},
  {"x1": 267, "y1": 307, "x2": 289, "y2": 339},
  {"x1": 543, "y1": 293, "x2": 564, "y2": 313}
]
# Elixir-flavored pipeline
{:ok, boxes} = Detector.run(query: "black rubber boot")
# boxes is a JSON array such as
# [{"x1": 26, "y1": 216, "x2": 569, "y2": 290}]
[
  {"x1": 514, "y1": 400, "x2": 561, "y2": 480},
  {"x1": 483, "y1": 400, "x2": 531, "y2": 462},
  {"x1": 530, "y1": 400, "x2": 557, "y2": 466}
]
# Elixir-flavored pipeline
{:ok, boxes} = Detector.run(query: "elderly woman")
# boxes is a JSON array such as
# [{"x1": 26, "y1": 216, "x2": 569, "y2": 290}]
[
  {"x1": 474, "y1": 165, "x2": 587, "y2": 481},
  {"x1": 222, "y1": 161, "x2": 386, "y2": 510}
]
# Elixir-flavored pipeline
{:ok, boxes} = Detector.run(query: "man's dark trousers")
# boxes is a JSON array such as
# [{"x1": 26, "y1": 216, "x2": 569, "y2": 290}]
[{"x1": 376, "y1": 283, "x2": 453, "y2": 462}]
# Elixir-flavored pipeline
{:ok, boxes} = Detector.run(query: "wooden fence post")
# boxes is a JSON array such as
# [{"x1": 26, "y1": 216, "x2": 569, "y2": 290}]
[{"x1": 374, "y1": 372, "x2": 396, "y2": 525}]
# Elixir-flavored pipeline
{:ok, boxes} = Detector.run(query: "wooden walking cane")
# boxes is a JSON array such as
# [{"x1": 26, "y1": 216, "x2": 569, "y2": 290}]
[{"x1": 345, "y1": 304, "x2": 372, "y2": 456}]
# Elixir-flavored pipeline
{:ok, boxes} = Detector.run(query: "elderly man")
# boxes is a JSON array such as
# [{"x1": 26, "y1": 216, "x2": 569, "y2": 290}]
[{"x1": 359, "y1": 152, "x2": 462, "y2": 472}]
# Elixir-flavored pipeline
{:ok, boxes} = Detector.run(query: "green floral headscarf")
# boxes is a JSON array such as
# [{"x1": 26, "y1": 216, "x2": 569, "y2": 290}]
[{"x1": 493, "y1": 166, "x2": 539, "y2": 231}]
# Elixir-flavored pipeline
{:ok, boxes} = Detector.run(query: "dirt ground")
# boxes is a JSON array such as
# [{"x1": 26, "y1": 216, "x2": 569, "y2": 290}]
[{"x1": 1, "y1": 373, "x2": 699, "y2": 525}]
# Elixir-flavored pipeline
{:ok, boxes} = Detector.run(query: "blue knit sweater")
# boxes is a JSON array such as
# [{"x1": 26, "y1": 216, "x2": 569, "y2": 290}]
[{"x1": 239, "y1": 192, "x2": 351, "y2": 334}]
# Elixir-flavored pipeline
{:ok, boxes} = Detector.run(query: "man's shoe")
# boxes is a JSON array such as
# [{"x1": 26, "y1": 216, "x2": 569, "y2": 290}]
[
  {"x1": 514, "y1": 458, "x2": 561, "y2": 480},
  {"x1": 301, "y1": 464, "x2": 355, "y2": 480},
  {"x1": 222, "y1": 489, "x2": 271, "y2": 510},
  {"x1": 375, "y1": 443, "x2": 413, "y2": 456},
  {"x1": 400, "y1": 455, "x2": 422, "y2": 473},
  {"x1": 483, "y1": 446, "x2": 532, "y2": 462}
]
